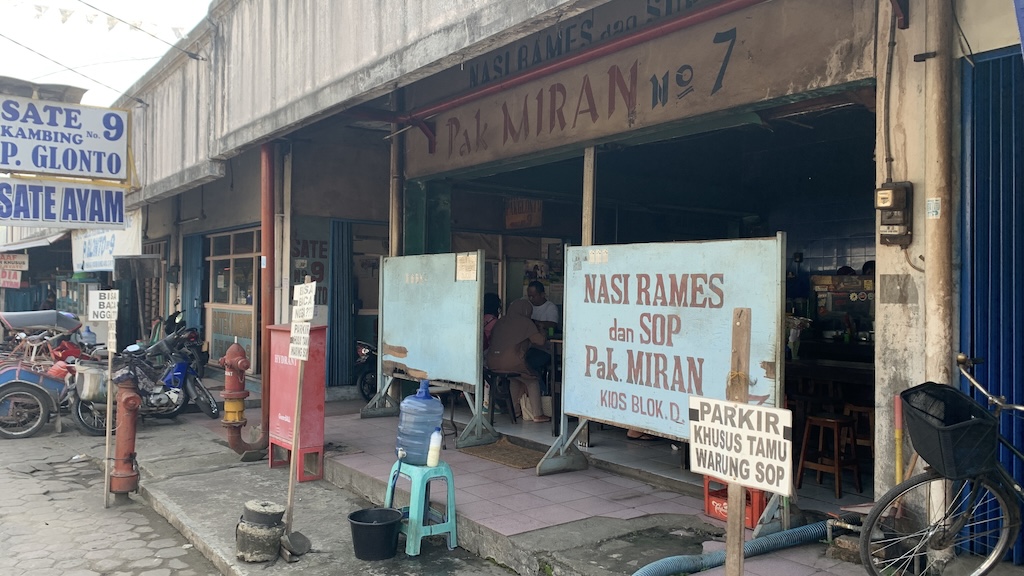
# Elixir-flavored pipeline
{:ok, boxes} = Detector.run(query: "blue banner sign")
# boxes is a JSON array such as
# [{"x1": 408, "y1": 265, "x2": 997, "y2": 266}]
[
  {"x1": 0, "y1": 177, "x2": 126, "y2": 229},
  {"x1": 0, "y1": 95, "x2": 128, "y2": 180}
]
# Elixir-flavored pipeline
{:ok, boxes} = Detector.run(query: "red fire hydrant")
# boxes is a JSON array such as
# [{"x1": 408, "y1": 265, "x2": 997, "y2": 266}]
[
  {"x1": 220, "y1": 342, "x2": 251, "y2": 429},
  {"x1": 109, "y1": 379, "x2": 141, "y2": 494}
]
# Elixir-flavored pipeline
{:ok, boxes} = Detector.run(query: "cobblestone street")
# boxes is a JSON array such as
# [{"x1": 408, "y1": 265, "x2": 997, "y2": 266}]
[{"x1": 0, "y1": 429, "x2": 219, "y2": 576}]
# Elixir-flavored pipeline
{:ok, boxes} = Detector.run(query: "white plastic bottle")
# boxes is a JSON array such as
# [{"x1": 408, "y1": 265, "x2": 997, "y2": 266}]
[{"x1": 426, "y1": 427, "x2": 443, "y2": 467}]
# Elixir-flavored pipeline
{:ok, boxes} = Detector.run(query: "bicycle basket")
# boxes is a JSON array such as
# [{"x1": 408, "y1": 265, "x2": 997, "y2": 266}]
[{"x1": 900, "y1": 381, "x2": 998, "y2": 480}]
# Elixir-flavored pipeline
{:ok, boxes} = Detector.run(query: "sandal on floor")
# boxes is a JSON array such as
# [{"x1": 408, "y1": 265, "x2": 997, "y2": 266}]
[
  {"x1": 626, "y1": 433, "x2": 659, "y2": 441},
  {"x1": 532, "y1": 416, "x2": 551, "y2": 423}
]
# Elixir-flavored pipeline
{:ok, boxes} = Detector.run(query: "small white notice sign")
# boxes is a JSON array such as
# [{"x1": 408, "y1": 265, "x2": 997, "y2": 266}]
[
  {"x1": 88, "y1": 290, "x2": 120, "y2": 322},
  {"x1": 292, "y1": 282, "x2": 317, "y2": 322},
  {"x1": 289, "y1": 321, "x2": 311, "y2": 361},
  {"x1": 688, "y1": 397, "x2": 793, "y2": 496},
  {"x1": 455, "y1": 252, "x2": 477, "y2": 281},
  {"x1": 0, "y1": 253, "x2": 28, "y2": 270}
]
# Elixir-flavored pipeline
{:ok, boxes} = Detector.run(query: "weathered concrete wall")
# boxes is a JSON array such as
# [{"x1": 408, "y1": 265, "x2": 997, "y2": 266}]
[
  {"x1": 176, "y1": 146, "x2": 262, "y2": 238},
  {"x1": 118, "y1": 0, "x2": 612, "y2": 209},
  {"x1": 290, "y1": 125, "x2": 391, "y2": 222},
  {"x1": 209, "y1": 0, "x2": 612, "y2": 155},
  {"x1": 871, "y1": 0, "x2": 1018, "y2": 496},
  {"x1": 118, "y1": 23, "x2": 224, "y2": 205},
  {"x1": 955, "y1": 0, "x2": 1021, "y2": 55}
]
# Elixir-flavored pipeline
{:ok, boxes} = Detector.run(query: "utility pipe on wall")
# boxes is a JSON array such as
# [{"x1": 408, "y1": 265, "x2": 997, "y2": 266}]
[
  {"x1": 389, "y1": 90, "x2": 405, "y2": 258},
  {"x1": 923, "y1": 0, "x2": 953, "y2": 386}
]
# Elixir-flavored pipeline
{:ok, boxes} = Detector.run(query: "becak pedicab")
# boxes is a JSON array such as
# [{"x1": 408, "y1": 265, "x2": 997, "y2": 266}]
[{"x1": 0, "y1": 310, "x2": 91, "y2": 439}]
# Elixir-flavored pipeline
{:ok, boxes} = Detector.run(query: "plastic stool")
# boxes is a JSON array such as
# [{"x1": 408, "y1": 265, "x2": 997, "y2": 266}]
[{"x1": 384, "y1": 460, "x2": 457, "y2": 556}]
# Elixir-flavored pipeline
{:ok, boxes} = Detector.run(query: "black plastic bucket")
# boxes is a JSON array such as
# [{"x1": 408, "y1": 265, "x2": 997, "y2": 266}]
[{"x1": 348, "y1": 507, "x2": 403, "y2": 560}]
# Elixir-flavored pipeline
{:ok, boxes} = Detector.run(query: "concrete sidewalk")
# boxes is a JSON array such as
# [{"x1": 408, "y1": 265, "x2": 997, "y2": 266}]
[{"x1": 116, "y1": 375, "x2": 868, "y2": 576}]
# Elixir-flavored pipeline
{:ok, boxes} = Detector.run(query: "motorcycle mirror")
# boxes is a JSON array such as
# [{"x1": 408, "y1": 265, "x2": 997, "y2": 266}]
[{"x1": 124, "y1": 343, "x2": 142, "y2": 353}]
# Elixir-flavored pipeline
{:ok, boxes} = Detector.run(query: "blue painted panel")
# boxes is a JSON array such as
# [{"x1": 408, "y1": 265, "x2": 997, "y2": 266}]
[
  {"x1": 379, "y1": 251, "x2": 483, "y2": 385},
  {"x1": 562, "y1": 236, "x2": 785, "y2": 441},
  {"x1": 961, "y1": 48, "x2": 1024, "y2": 564}
]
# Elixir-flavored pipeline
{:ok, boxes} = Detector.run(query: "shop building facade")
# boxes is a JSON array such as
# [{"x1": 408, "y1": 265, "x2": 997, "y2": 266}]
[{"x1": 5, "y1": 1, "x2": 1020, "y2": 522}]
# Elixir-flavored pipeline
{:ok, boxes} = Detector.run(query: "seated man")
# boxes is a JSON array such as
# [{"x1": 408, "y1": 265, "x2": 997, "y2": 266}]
[
  {"x1": 485, "y1": 298, "x2": 550, "y2": 423},
  {"x1": 526, "y1": 280, "x2": 559, "y2": 393}
]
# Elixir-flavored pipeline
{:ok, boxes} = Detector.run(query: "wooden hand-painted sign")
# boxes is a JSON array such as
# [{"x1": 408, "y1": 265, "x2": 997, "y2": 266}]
[{"x1": 405, "y1": 0, "x2": 873, "y2": 178}]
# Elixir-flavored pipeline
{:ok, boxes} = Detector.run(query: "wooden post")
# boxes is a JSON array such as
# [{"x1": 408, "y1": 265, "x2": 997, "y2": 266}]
[
  {"x1": 284, "y1": 357, "x2": 305, "y2": 533},
  {"x1": 103, "y1": 320, "x2": 116, "y2": 508},
  {"x1": 576, "y1": 145, "x2": 596, "y2": 448},
  {"x1": 726, "y1": 308, "x2": 751, "y2": 576},
  {"x1": 284, "y1": 276, "x2": 313, "y2": 534}
]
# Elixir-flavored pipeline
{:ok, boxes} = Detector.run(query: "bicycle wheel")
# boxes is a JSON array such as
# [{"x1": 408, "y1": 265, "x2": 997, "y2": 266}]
[
  {"x1": 860, "y1": 469, "x2": 1020, "y2": 576},
  {"x1": 0, "y1": 383, "x2": 50, "y2": 439}
]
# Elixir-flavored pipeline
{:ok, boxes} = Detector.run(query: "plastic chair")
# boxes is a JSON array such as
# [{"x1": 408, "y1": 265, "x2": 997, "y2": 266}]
[{"x1": 384, "y1": 460, "x2": 457, "y2": 556}]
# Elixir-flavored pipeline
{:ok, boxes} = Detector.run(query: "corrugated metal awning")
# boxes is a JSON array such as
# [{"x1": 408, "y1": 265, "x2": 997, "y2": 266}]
[{"x1": 0, "y1": 231, "x2": 69, "y2": 252}]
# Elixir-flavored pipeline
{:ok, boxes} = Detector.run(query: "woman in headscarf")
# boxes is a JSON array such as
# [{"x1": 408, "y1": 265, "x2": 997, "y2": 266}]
[{"x1": 485, "y1": 298, "x2": 550, "y2": 423}]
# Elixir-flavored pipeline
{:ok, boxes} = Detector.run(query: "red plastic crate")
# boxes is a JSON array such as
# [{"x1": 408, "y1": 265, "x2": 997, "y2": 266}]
[{"x1": 703, "y1": 475, "x2": 767, "y2": 529}]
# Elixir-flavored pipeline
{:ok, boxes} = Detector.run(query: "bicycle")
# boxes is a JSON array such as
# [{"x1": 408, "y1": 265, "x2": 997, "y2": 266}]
[{"x1": 859, "y1": 353, "x2": 1024, "y2": 576}]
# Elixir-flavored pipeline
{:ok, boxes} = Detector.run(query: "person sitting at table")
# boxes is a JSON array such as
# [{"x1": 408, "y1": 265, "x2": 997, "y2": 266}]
[
  {"x1": 527, "y1": 280, "x2": 559, "y2": 333},
  {"x1": 527, "y1": 280, "x2": 559, "y2": 393},
  {"x1": 482, "y1": 292, "x2": 501, "y2": 352},
  {"x1": 485, "y1": 298, "x2": 550, "y2": 423}
]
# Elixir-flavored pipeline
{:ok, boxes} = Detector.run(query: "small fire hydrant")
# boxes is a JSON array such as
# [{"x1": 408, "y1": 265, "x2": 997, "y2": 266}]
[
  {"x1": 220, "y1": 342, "x2": 251, "y2": 430},
  {"x1": 109, "y1": 378, "x2": 141, "y2": 494}
]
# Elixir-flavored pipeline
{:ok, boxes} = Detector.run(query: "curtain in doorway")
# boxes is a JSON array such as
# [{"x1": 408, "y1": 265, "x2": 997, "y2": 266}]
[{"x1": 328, "y1": 221, "x2": 354, "y2": 387}]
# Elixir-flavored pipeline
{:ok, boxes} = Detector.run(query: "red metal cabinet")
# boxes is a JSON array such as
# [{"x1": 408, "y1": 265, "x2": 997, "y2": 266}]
[{"x1": 268, "y1": 323, "x2": 326, "y2": 482}]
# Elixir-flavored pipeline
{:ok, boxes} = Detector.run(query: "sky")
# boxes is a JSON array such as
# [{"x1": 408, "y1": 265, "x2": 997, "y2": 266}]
[{"x1": 0, "y1": 0, "x2": 212, "y2": 106}]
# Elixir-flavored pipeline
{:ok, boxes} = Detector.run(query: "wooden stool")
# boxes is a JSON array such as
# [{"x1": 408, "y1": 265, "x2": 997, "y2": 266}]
[
  {"x1": 843, "y1": 403, "x2": 874, "y2": 458},
  {"x1": 796, "y1": 414, "x2": 862, "y2": 499},
  {"x1": 482, "y1": 369, "x2": 518, "y2": 425}
]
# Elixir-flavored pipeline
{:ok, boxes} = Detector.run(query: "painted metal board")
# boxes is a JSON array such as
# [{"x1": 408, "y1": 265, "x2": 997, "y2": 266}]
[
  {"x1": 562, "y1": 235, "x2": 785, "y2": 441},
  {"x1": 405, "y1": 0, "x2": 875, "y2": 178},
  {"x1": 379, "y1": 251, "x2": 483, "y2": 385}
]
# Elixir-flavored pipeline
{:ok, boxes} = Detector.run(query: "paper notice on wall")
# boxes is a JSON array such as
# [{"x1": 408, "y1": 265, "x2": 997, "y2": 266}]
[
  {"x1": 456, "y1": 252, "x2": 477, "y2": 281},
  {"x1": 926, "y1": 198, "x2": 941, "y2": 219}
]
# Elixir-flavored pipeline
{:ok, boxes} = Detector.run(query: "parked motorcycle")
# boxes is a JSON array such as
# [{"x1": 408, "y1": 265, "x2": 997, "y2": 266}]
[
  {"x1": 72, "y1": 327, "x2": 219, "y2": 436},
  {"x1": 353, "y1": 340, "x2": 378, "y2": 401},
  {"x1": 161, "y1": 304, "x2": 208, "y2": 378},
  {"x1": 177, "y1": 326, "x2": 208, "y2": 379}
]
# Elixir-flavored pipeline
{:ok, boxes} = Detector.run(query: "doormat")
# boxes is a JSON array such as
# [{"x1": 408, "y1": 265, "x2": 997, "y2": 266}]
[{"x1": 458, "y1": 437, "x2": 544, "y2": 469}]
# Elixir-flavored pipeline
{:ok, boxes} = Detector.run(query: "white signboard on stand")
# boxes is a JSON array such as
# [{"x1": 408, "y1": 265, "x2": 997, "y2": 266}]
[
  {"x1": 88, "y1": 290, "x2": 119, "y2": 322},
  {"x1": 688, "y1": 397, "x2": 793, "y2": 496},
  {"x1": 561, "y1": 235, "x2": 785, "y2": 441},
  {"x1": 289, "y1": 321, "x2": 310, "y2": 361},
  {"x1": 292, "y1": 282, "x2": 316, "y2": 322}
]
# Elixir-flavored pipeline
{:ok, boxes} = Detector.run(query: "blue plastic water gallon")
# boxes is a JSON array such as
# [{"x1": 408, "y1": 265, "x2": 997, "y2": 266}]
[
  {"x1": 81, "y1": 326, "x2": 97, "y2": 346},
  {"x1": 396, "y1": 380, "x2": 444, "y2": 465}
]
